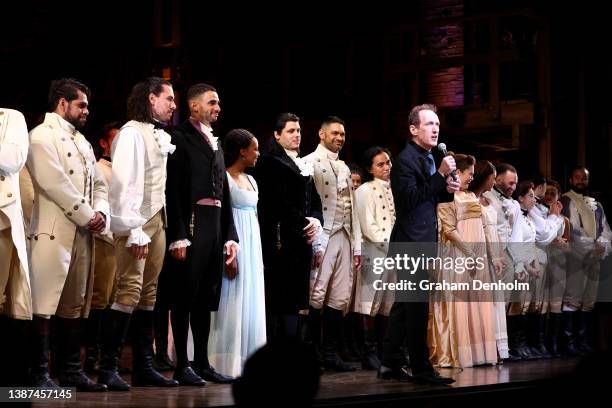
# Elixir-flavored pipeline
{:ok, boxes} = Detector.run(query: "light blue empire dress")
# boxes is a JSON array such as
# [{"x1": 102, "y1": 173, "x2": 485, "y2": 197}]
[{"x1": 208, "y1": 173, "x2": 267, "y2": 377}]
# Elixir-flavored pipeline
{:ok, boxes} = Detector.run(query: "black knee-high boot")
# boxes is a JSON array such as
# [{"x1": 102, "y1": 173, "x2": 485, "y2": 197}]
[
  {"x1": 130, "y1": 310, "x2": 178, "y2": 387},
  {"x1": 360, "y1": 315, "x2": 381, "y2": 370},
  {"x1": 56, "y1": 317, "x2": 107, "y2": 391},
  {"x1": 98, "y1": 309, "x2": 132, "y2": 391},
  {"x1": 526, "y1": 313, "x2": 550, "y2": 358},
  {"x1": 506, "y1": 315, "x2": 523, "y2": 361},
  {"x1": 548, "y1": 312, "x2": 562, "y2": 358},
  {"x1": 28, "y1": 316, "x2": 59, "y2": 388},
  {"x1": 535, "y1": 313, "x2": 551, "y2": 358},
  {"x1": 561, "y1": 311, "x2": 582, "y2": 356},
  {"x1": 517, "y1": 315, "x2": 536, "y2": 360},
  {"x1": 322, "y1": 306, "x2": 355, "y2": 372},
  {"x1": 338, "y1": 312, "x2": 360, "y2": 362},
  {"x1": 578, "y1": 311, "x2": 596, "y2": 354},
  {"x1": 84, "y1": 308, "x2": 103, "y2": 373}
]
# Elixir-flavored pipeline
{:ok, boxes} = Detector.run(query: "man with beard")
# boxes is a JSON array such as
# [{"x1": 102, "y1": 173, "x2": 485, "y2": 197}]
[
  {"x1": 165, "y1": 83, "x2": 239, "y2": 385},
  {"x1": 525, "y1": 177, "x2": 564, "y2": 358},
  {"x1": 481, "y1": 163, "x2": 534, "y2": 360},
  {"x1": 100, "y1": 77, "x2": 179, "y2": 390},
  {"x1": 560, "y1": 166, "x2": 611, "y2": 355},
  {"x1": 303, "y1": 116, "x2": 361, "y2": 372},
  {"x1": 26, "y1": 78, "x2": 109, "y2": 390}
]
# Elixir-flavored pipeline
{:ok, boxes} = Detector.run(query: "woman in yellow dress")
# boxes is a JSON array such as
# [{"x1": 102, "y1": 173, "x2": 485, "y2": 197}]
[{"x1": 429, "y1": 154, "x2": 498, "y2": 368}]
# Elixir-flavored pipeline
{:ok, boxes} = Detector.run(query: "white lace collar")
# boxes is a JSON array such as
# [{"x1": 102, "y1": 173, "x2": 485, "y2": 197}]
[
  {"x1": 147, "y1": 123, "x2": 175, "y2": 157},
  {"x1": 284, "y1": 148, "x2": 313, "y2": 177}
]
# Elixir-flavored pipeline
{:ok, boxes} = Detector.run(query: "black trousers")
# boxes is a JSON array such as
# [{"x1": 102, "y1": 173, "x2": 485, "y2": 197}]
[
  {"x1": 171, "y1": 205, "x2": 224, "y2": 369},
  {"x1": 381, "y1": 301, "x2": 433, "y2": 376}
]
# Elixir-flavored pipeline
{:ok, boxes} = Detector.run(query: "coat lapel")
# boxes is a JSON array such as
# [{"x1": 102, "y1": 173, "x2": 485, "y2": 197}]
[
  {"x1": 268, "y1": 141, "x2": 303, "y2": 178},
  {"x1": 183, "y1": 121, "x2": 214, "y2": 159}
]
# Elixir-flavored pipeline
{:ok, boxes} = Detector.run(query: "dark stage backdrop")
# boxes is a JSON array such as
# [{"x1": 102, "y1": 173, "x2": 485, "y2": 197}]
[{"x1": 1, "y1": 1, "x2": 610, "y2": 214}]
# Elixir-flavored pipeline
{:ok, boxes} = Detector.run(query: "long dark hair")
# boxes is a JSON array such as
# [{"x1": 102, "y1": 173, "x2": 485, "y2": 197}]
[
  {"x1": 126, "y1": 77, "x2": 172, "y2": 122},
  {"x1": 468, "y1": 160, "x2": 496, "y2": 193}
]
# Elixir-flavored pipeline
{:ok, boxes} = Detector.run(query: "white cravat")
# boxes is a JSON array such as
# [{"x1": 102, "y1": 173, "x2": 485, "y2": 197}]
[
  {"x1": 284, "y1": 148, "x2": 313, "y2": 177},
  {"x1": 316, "y1": 144, "x2": 349, "y2": 191},
  {"x1": 200, "y1": 122, "x2": 219, "y2": 151}
]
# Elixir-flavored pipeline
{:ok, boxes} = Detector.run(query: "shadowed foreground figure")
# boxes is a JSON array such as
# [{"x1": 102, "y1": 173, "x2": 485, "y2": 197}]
[{"x1": 233, "y1": 338, "x2": 321, "y2": 407}]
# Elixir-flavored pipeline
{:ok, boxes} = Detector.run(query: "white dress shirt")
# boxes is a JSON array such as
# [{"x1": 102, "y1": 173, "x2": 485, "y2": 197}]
[{"x1": 109, "y1": 121, "x2": 174, "y2": 246}]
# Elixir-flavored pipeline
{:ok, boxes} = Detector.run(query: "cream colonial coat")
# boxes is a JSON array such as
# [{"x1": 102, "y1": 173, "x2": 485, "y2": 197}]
[
  {"x1": 26, "y1": 112, "x2": 109, "y2": 316},
  {"x1": 353, "y1": 179, "x2": 396, "y2": 316},
  {"x1": 0, "y1": 108, "x2": 32, "y2": 319},
  {"x1": 303, "y1": 144, "x2": 361, "y2": 254}
]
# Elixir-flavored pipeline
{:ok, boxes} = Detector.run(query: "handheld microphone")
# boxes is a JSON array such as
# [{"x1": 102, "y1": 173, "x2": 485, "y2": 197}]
[{"x1": 437, "y1": 143, "x2": 458, "y2": 181}]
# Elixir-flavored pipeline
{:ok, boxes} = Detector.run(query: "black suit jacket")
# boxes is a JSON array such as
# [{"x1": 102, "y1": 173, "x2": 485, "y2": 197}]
[
  {"x1": 255, "y1": 140, "x2": 323, "y2": 313},
  {"x1": 390, "y1": 141, "x2": 452, "y2": 243},
  {"x1": 166, "y1": 120, "x2": 238, "y2": 245}
]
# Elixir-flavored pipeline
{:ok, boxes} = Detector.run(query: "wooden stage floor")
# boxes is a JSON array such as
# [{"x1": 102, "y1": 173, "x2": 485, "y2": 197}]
[{"x1": 31, "y1": 357, "x2": 581, "y2": 408}]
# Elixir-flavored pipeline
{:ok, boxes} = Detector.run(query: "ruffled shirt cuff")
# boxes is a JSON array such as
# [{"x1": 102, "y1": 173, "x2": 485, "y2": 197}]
[
  {"x1": 224, "y1": 240, "x2": 240, "y2": 253},
  {"x1": 126, "y1": 227, "x2": 151, "y2": 247},
  {"x1": 306, "y1": 217, "x2": 323, "y2": 246},
  {"x1": 169, "y1": 239, "x2": 192, "y2": 250}
]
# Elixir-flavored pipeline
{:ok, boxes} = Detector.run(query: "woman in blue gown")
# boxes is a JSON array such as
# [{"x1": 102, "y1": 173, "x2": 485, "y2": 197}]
[{"x1": 208, "y1": 129, "x2": 267, "y2": 377}]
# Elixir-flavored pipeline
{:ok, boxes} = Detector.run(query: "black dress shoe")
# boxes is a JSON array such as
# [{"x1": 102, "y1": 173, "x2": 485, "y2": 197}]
[
  {"x1": 323, "y1": 355, "x2": 356, "y2": 372},
  {"x1": 59, "y1": 371, "x2": 108, "y2": 392},
  {"x1": 30, "y1": 373, "x2": 61, "y2": 389},
  {"x1": 377, "y1": 365, "x2": 411, "y2": 382},
  {"x1": 506, "y1": 348, "x2": 523, "y2": 362},
  {"x1": 411, "y1": 371, "x2": 455, "y2": 385},
  {"x1": 195, "y1": 366, "x2": 234, "y2": 384},
  {"x1": 98, "y1": 369, "x2": 130, "y2": 391},
  {"x1": 362, "y1": 352, "x2": 382, "y2": 370},
  {"x1": 173, "y1": 366, "x2": 206, "y2": 386},
  {"x1": 132, "y1": 368, "x2": 179, "y2": 387}
]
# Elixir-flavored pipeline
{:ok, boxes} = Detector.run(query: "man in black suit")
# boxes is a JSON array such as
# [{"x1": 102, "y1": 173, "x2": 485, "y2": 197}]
[
  {"x1": 378, "y1": 104, "x2": 458, "y2": 385},
  {"x1": 255, "y1": 113, "x2": 323, "y2": 339},
  {"x1": 166, "y1": 83, "x2": 239, "y2": 385}
]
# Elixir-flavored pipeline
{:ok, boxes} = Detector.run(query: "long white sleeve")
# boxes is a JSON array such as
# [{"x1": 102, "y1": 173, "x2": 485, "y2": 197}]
[
  {"x1": 531, "y1": 207, "x2": 563, "y2": 246},
  {"x1": 109, "y1": 127, "x2": 149, "y2": 246},
  {"x1": 0, "y1": 110, "x2": 28, "y2": 175}
]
